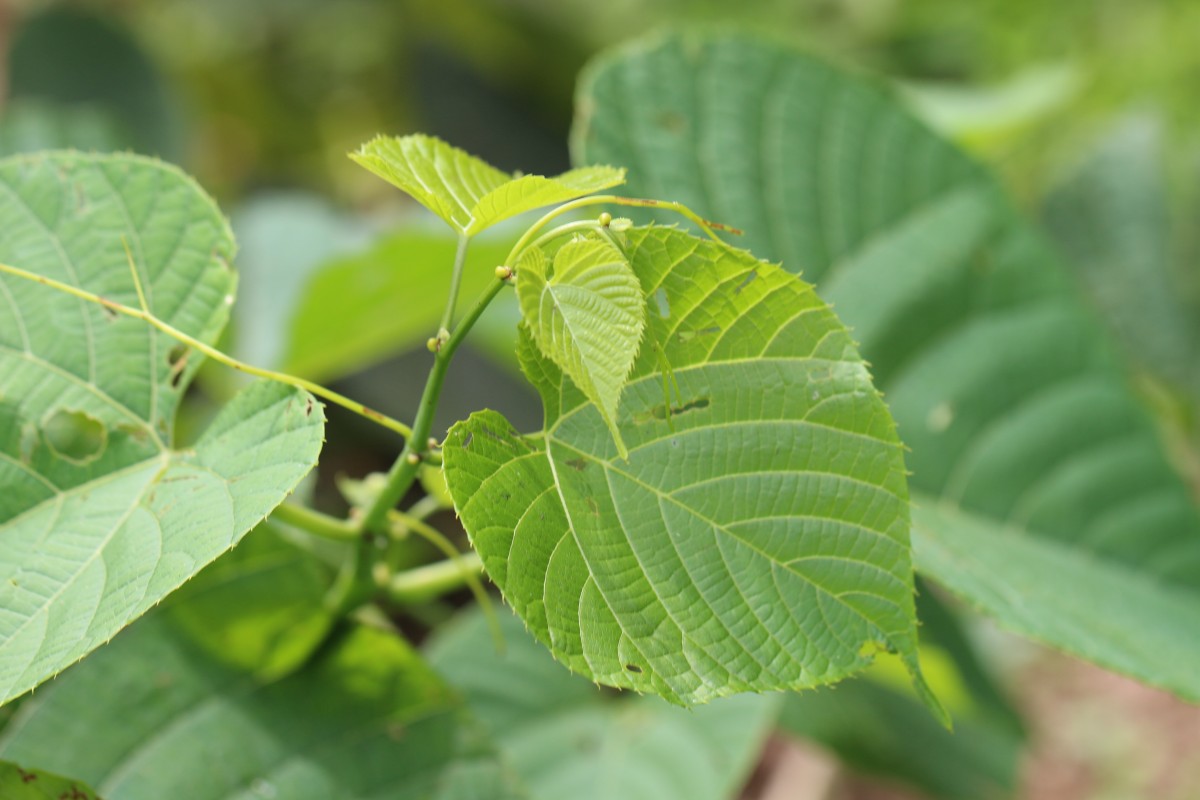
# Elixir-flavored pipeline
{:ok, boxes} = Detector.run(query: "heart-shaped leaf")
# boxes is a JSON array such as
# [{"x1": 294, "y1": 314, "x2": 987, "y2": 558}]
[
  {"x1": 445, "y1": 226, "x2": 941, "y2": 719},
  {"x1": 351, "y1": 134, "x2": 625, "y2": 236},
  {"x1": 573, "y1": 31, "x2": 1200, "y2": 700},
  {"x1": 516, "y1": 236, "x2": 645, "y2": 457},
  {"x1": 0, "y1": 152, "x2": 324, "y2": 706}
]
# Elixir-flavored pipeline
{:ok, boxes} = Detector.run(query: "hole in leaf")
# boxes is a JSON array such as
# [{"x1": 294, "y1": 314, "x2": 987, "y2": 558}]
[
  {"x1": 43, "y1": 409, "x2": 106, "y2": 464},
  {"x1": 167, "y1": 345, "x2": 189, "y2": 389},
  {"x1": 735, "y1": 270, "x2": 758, "y2": 293},
  {"x1": 654, "y1": 287, "x2": 670, "y2": 319}
]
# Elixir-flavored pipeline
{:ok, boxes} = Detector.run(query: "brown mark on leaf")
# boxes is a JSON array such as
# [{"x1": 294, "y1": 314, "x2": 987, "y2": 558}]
[
  {"x1": 586, "y1": 497, "x2": 600, "y2": 517},
  {"x1": 625, "y1": 663, "x2": 643, "y2": 674},
  {"x1": 566, "y1": 458, "x2": 589, "y2": 472},
  {"x1": 17, "y1": 768, "x2": 36, "y2": 783}
]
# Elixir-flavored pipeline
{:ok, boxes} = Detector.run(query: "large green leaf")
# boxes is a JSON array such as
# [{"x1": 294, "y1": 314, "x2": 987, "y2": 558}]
[
  {"x1": 283, "y1": 228, "x2": 511, "y2": 381},
  {"x1": 0, "y1": 614, "x2": 521, "y2": 799},
  {"x1": 445, "y1": 226, "x2": 940, "y2": 715},
  {"x1": 351, "y1": 134, "x2": 625, "y2": 236},
  {"x1": 427, "y1": 606, "x2": 778, "y2": 800},
  {"x1": 573, "y1": 31, "x2": 1200, "y2": 696},
  {"x1": 516, "y1": 236, "x2": 645, "y2": 456},
  {"x1": 1042, "y1": 116, "x2": 1200, "y2": 404},
  {"x1": 0, "y1": 761, "x2": 101, "y2": 800},
  {"x1": 0, "y1": 152, "x2": 324, "y2": 706}
]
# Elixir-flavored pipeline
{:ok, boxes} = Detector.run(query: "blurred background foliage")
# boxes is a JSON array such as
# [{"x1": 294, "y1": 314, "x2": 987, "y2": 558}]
[{"x1": 0, "y1": 2, "x2": 1197, "y2": 798}]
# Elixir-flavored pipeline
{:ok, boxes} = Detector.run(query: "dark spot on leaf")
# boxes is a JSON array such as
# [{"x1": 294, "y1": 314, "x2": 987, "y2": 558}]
[
  {"x1": 99, "y1": 301, "x2": 118, "y2": 321},
  {"x1": 625, "y1": 663, "x2": 642, "y2": 674},
  {"x1": 43, "y1": 408, "x2": 106, "y2": 464},
  {"x1": 566, "y1": 458, "x2": 588, "y2": 471},
  {"x1": 17, "y1": 767, "x2": 35, "y2": 783},
  {"x1": 636, "y1": 396, "x2": 712, "y2": 425},
  {"x1": 304, "y1": 396, "x2": 314, "y2": 417},
  {"x1": 735, "y1": 270, "x2": 758, "y2": 293},
  {"x1": 586, "y1": 497, "x2": 600, "y2": 517}
]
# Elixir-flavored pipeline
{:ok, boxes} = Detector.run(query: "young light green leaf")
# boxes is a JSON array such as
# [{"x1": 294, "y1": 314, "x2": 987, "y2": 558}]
[
  {"x1": 351, "y1": 134, "x2": 624, "y2": 236},
  {"x1": 0, "y1": 152, "x2": 325, "y2": 706},
  {"x1": 574, "y1": 31, "x2": 1200, "y2": 699},
  {"x1": 516, "y1": 236, "x2": 645, "y2": 458},
  {"x1": 0, "y1": 761, "x2": 102, "y2": 800},
  {"x1": 427, "y1": 606, "x2": 779, "y2": 800},
  {"x1": 0, "y1": 614, "x2": 522, "y2": 799},
  {"x1": 445, "y1": 226, "x2": 942, "y2": 719}
]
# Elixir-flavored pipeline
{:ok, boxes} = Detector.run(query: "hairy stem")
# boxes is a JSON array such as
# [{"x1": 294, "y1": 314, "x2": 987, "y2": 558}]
[
  {"x1": 358, "y1": 276, "x2": 508, "y2": 533},
  {"x1": 386, "y1": 551, "x2": 484, "y2": 604},
  {"x1": 0, "y1": 260, "x2": 414, "y2": 439},
  {"x1": 271, "y1": 502, "x2": 360, "y2": 542}
]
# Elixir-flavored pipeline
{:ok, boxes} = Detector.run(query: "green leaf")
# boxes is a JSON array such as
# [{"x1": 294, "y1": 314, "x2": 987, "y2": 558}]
[
  {"x1": 912, "y1": 501, "x2": 1200, "y2": 701},
  {"x1": 0, "y1": 614, "x2": 522, "y2": 799},
  {"x1": 0, "y1": 761, "x2": 102, "y2": 800},
  {"x1": 0, "y1": 152, "x2": 325, "y2": 706},
  {"x1": 573, "y1": 31, "x2": 1200, "y2": 697},
  {"x1": 516, "y1": 236, "x2": 645, "y2": 457},
  {"x1": 283, "y1": 227, "x2": 511, "y2": 381},
  {"x1": 780, "y1": 678, "x2": 1019, "y2": 800},
  {"x1": 427, "y1": 606, "x2": 778, "y2": 800},
  {"x1": 445, "y1": 226, "x2": 941, "y2": 716},
  {"x1": 1042, "y1": 116, "x2": 1200, "y2": 403},
  {"x1": 351, "y1": 134, "x2": 625, "y2": 236},
  {"x1": 164, "y1": 523, "x2": 335, "y2": 681}
]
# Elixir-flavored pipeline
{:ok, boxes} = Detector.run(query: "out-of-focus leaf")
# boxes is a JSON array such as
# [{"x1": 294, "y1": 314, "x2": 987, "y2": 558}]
[
  {"x1": 165, "y1": 523, "x2": 334, "y2": 681},
  {"x1": 0, "y1": 100, "x2": 128, "y2": 156},
  {"x1": 230, "y1": 191, "x2": 374, "y2": 370},
  {"x1": 574, "y1": 30, "x2": 1200, "y2": 699},
  {"x1": 8, "y1": 8, "x2": 182, "y2": 159},
  {"x1": 427, "y1": 606, "x2": 777, "y2": 800},
  {"x1": 282, "y1": 228, "x2": 510, "y2": 381},
  {"x1": 0, "y1": 761, "x2": 101, "y2": 800},
  {"x1": 446, "y1": 227, "x2": 943, "y2": 717},
  {"x1": 0, "y1": 615, "x2": 522, "y2": 799},
  {"x1": 351, "y1": 134, "x2": 624, "y2": 236},
  {"x1": 780, "y1": 677, "x2": 1019, "y2": 800},
  {"x1": 1042, "y1": 116, "x2": 1200, "y2": 403}
]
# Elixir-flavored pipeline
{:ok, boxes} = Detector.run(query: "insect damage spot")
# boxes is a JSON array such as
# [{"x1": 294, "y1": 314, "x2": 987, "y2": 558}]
[
  {"x1": 625, "y1": 663, "x2": 643, "y2": 674},
  {"x1": 566, "y1": 457, "x2": 589, "y2": 472},
  {"x1": 734, "y1": 269, "x2": 758, "y2": 293},
  {"x1": 461, "y1": 431, "x2": 474, "y2": 448},
  {"x1": 43, "y1": 408, "x2": 107, "y2": 464},
  {"x1": 654, "y1": 287, "x2": 671, "y2": 318},
  {"x1": 677, "y1": 326, "x2": 720, "y2": 343},
  {"x1": 167, "y1": 344, "x2": 189, "y2": 389},
  {"x1": 635, "y1": 396, "x2": 711, "y2": 425}
]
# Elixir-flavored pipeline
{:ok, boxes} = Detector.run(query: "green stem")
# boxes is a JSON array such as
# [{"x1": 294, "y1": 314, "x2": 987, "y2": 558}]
[
  {"x1": 0, "y1": 260, "x2": 414, "y2": 440},
  {"x1": 387, "y1": 510, "x2": 504, "y2": 650},
  {"x1": 271, "y1": 502, "x2": 360, "y2": 542},
  {"x1": 387, "y1": 551, "x2": 483, "y2": 604},
  {"x1": 358, "y1": 276, "x2": 508, "y2": 534},
  {"x1": 439, "y1": 234, "x2": 470, "y2": 333}
]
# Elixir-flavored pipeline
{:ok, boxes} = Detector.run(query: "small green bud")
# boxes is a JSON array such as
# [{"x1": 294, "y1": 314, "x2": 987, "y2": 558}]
[
  {"x1": 495, "y1": 265, "x2": 513, "y2": 280},
  {"x1": 406, "y1": 452, "x2": 421, "y2": 465},
  {"x1": 598, "y1": 211, "x2": 613, "y2": 227},
  {"x1": 425, "y1": 337, "x2": 439, "y2": 352}
]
